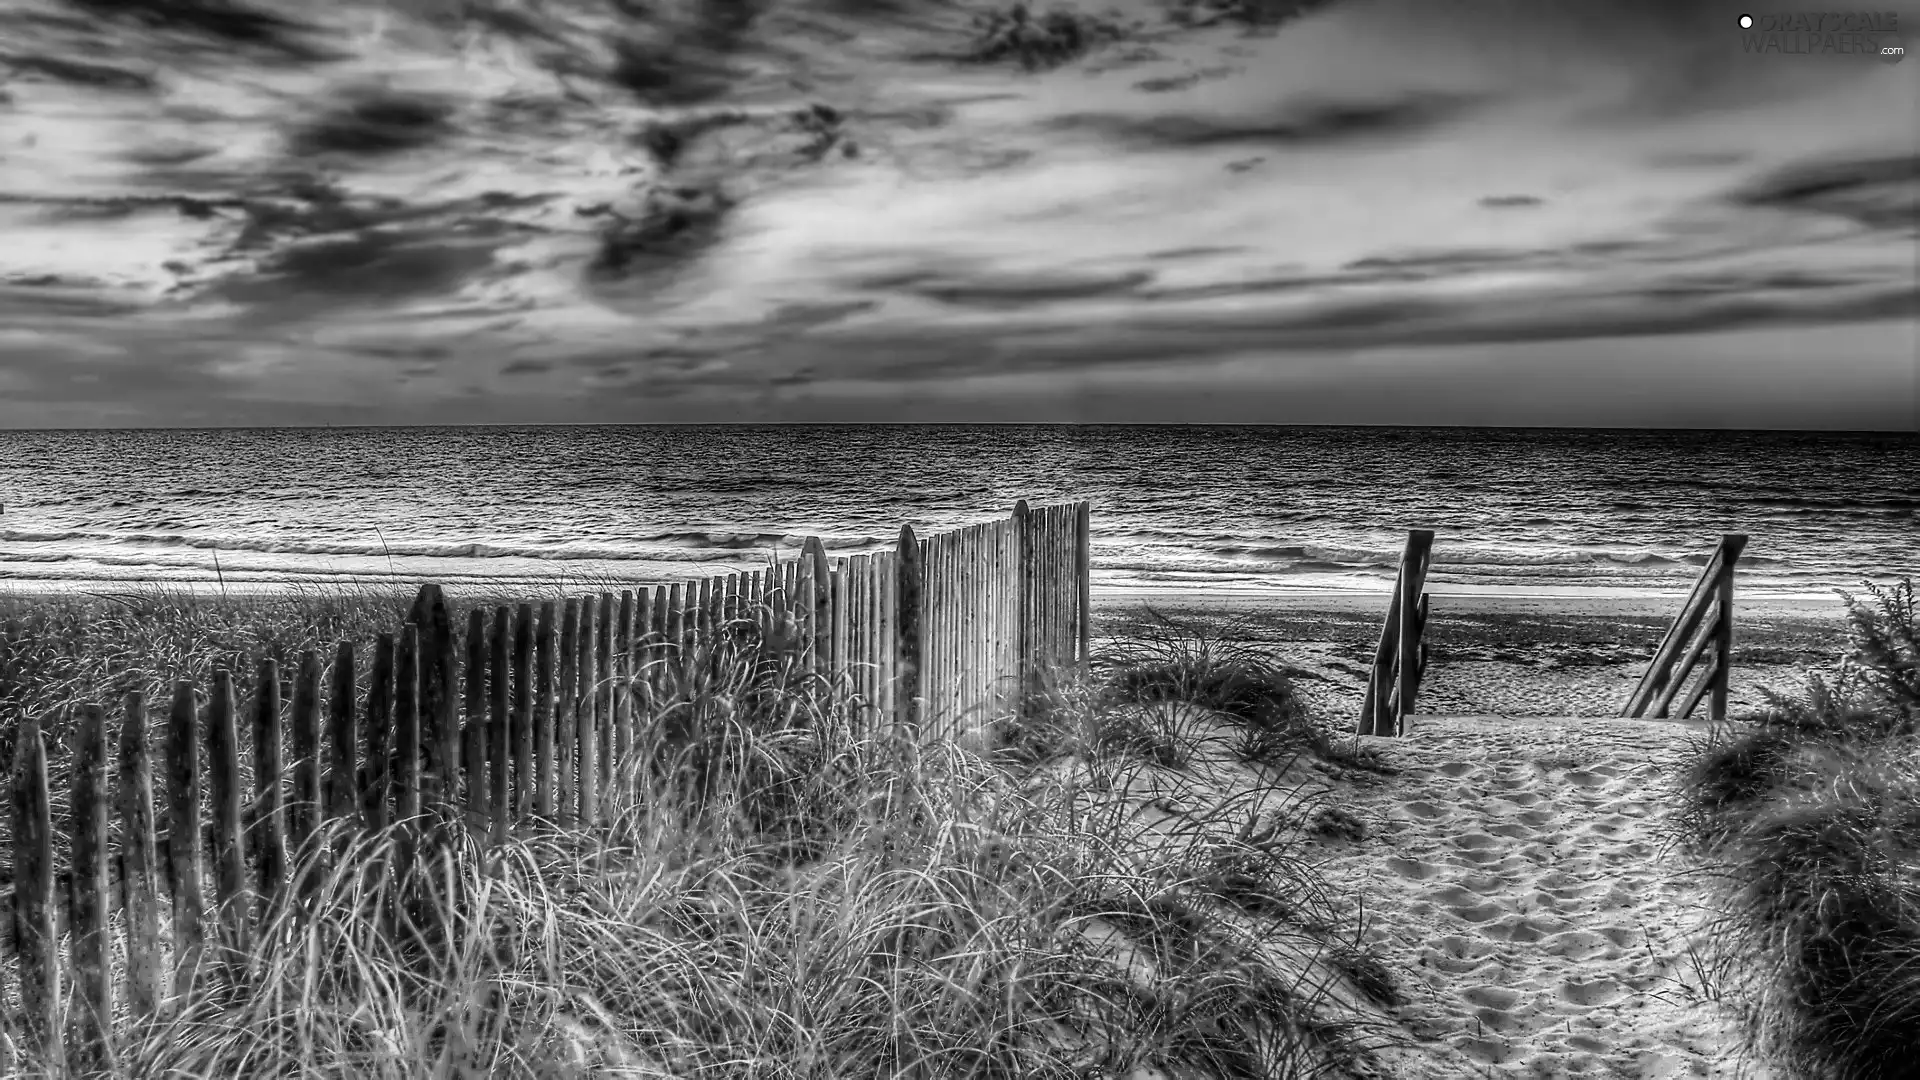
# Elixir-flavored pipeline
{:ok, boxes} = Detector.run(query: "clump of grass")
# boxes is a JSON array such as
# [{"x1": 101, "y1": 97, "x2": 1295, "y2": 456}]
[
  {"x1": 1, "y1": 585, "x2": 1406, "y2": 1077},
  {"x1": 963, "y1": 3, "x2": 1135, "y2": 70},
  {"x1": 1667, "y1": 578, "x2": 1920, "y2": 1079}
]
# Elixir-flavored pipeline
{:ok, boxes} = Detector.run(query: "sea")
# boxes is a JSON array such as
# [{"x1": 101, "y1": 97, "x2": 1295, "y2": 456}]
[{"x1": 0, "y1": 426, "x2": 1912, "y2": 600}]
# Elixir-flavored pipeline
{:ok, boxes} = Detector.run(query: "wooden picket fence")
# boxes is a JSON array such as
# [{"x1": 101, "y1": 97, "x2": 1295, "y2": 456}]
[{"x1": 0, "y1": 501, "x2": 1090, "y2": 1073}]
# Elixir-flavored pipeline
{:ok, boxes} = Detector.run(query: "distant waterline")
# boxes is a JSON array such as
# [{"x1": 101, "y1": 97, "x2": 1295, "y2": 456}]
[{"x1": 0, "y1": 426, "x2": 1911, "y2": 599}]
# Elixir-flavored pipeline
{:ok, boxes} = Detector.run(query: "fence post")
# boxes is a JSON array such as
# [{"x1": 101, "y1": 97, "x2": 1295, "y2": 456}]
[
  {"x1": 595, "y1": 593, "x2": 614, "y2": 809},
  {"x1": 803, "y1": 538, "x2": 832, "y2": 678},
  {"x1": 165, "y1": 680, "x2": 206, "y2": 999},
  {"x1": 556, "y1": 599, "x2": 579, "y2": 829},
  {"x1": 895, "y1": 524, "x2": 923, "y2": 736},
  {"x1": 365, "y1": 635, "x2": 395, "y2": 832},
  {"x1": 289, "y1": 650, "x2": 323, "y2": 857},
  {"x1": 325, "y1": 641, "x2": 359, "y2": 830},
  {"x1": 613, "y1": 590, "x2": 634, "y2": 800},
  {"x1": 1076, "y1": 501, "x2": 1092, "y2": 670},
  {"x1": 489, "y1": 606, "x2": 511, "y2": 846},
  {"x1": 11, "y1": 711, "x2": 62, "y2": 1072},
  {"x1": 408, "y1": 585, "x2": 457, "y2": 820},
  {"x1": 71, "y1": 703, "x2": 116, "y2": 1074},
  {"x1": 1712, "y1": 535, "x2": 1739, "y2": 725},
  {"x1": 464, "y1": 608, "x2": 488, "y2": 823},
  {"x1": 119, "y1": 691, "x2": 164, "y2": 1023},
  {"x1": 206, "y1": 670, "x2": 251, "y2": 969},
  {"x1": 1013, "y1": 500, "x2": 1033, "y2": 724},
  {"x1": 513, "y1": 603, "x2": 535, "y2": 822},
  {"x1": 394, "y1": 625, "x2": 422, "y2": 828},
  {"x1": 534, "y1": 601, "x2": 558, "y2": 820},
  {"x1": 251, "y1": 658, "x2": 289, "y2": 910}
]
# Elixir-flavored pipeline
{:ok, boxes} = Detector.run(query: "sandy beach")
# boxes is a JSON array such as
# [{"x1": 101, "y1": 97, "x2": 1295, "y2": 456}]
[{"x1": 1088, "y1": 589, "x2": 1851, "y2": 1076}]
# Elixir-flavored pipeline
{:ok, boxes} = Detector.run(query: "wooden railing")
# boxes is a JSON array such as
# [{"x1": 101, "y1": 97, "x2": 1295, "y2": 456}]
[
  {"x1": 1358, "y1": 529, "x2": 1435, "y2": 737},
  {"x1": 1622, "y1": 533, "x2": 1745, "y2": 723}
]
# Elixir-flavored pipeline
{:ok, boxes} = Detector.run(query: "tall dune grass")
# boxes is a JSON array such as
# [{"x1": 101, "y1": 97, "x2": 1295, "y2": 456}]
[
  {"x1": 1666, "y1": 579, "x2": 1920, "y2": 1079},
  {"x1": 0, "y1": 587, "x2": 1400, "y2": 1078}
]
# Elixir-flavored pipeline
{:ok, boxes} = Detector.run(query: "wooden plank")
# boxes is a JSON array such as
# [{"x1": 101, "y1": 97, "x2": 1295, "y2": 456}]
[
  {"x1": 164, "y1": 679, "x2": 207, "y2": 998},
  {"x1": 119, "y1": 691, "x2": 163, "y2": 1022},
  {"x1": 1677, "y1": 654, "x2": 1720, "y2": 722},
  {"x1": 489, "y1": 605, "x2": 511, "y2": 845},
  {"x1": 394, "y1": 624, "x2": 422, "y2": 827},
  {"x1": 464, "y1": 607, "x2": 488, "y2": 820},
  {"x1": 407, "y1": 585, "x2": 457, "y2": 819},
  {"x1": 1013, "y1": 501, "x2": 1032, "y2": 722},
  {"x1": 1653, "y1": 607, "x2": 1722, "y2": 719},
  {"x1": 808, "y1": 539, "x2": 832, "y2": 680},
  {"x1": 1623, "y1": 535, "x2": 1746, "y2": 717},
  {"x1": 649, "y1": 584, "x2": 669, "y2": 704},
  {"x1": 289, "y1": 649, "x2": 323, "y2": 856},
  {"x1": 1076, "y1": 501, "x2": 1092, "y2": 670},
  {"x1": 206, "y1": 669, "x2": 251, "y2": 962},
  {"x1": 533, "y1": 601, "x2": 558, "y2": 819},
  {"x1": 829, "y1": 562, "x2": 847, "y2": 691},
  {"x1": 694, "y1": 577, "x2": 712, "y2": 646},
  {"x1": 250, "y1": 658, "x2": 289, "y2": 911},
  {"x1": 70, "y1": 703, "x2": 116, "y2": 1074},
  {"x1": 1710, "y1": 550, "x2": 1738, "y2": 725},
  {"x1": 555, "y1": 599, "x2": 579, "y2": 829},
  {"x1": 595, "y1": 592, "x2": 614, "y2": 807},
  {"x1": 11, "y1": 711, "x2": 62, "y2": 1071},
  {"x1": 896, "y1": 525, "x2": 922, "y2": 734},
  {"x1": 363, "y1": 635, "x2": 395, "y2": 833},
  {"x1": 614, "y1": 590, "x2": 636, "y2": 798},
  {"x1": 1396, "y1": 562, "x2": 1419, "y2": 738},
  {"x1": 512, "y1": 603, "x2": 535, "y2": 822},
  {"x1": 1360, "y1": 591, "x2": 1401, "y2": 738},
  {"x1": 325, "y1": 641, "x2": 359, "y2": 829},
  {"x1": 578, "y1": 593, "x2": 600, "y2": 829}
]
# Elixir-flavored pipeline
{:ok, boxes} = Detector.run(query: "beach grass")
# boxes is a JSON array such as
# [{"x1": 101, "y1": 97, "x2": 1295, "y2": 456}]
[
  {"x1": 0, "y1": 584, "x2": 1400, "y2": 1078},
  {"x1": 1666, "y1": 578, "x2": 1920, "y2": 1079}
]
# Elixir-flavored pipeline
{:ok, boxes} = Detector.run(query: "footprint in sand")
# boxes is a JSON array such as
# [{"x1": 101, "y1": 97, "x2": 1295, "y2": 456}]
[
  {"x1": 1461, "y1": 985, "x2": 1525, "y2": 1010},
  {"x1": 1437, "y1": 761, "x2": 1480, "y2": 778},
  {"x1": 1557, "y1": 975, "x2": 1625, "y2": 1006},
  {"x1": 1544, "y1": 930, "x2": 1612, "y2": 960},
  {"x1": 1385, "y1": 855, "x2": 1444, "y2": 880},
  {"x1": 1453, "y1": 832, "x2": 1500, "y2": 850},
  {"x1": 1400, "y1": 800, "x2": 1448, "y2": 820},
  {"x1": 1516, "y1": 808, "x2": 1554, "y2": 826}
]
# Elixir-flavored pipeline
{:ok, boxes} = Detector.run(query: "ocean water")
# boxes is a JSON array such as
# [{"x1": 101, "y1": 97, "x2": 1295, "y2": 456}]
[{"x1": 0, "y1": 426, "x2": 1911, "y2": 598}]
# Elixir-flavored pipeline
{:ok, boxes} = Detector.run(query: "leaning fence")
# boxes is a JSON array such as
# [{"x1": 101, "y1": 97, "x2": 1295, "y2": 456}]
[{"x1": 0, "y1": 500, "x2": 1090, "y2": 1073}]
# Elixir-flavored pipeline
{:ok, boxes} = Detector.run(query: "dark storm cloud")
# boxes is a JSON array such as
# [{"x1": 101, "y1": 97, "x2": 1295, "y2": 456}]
[
  {"x1": 1045, "y1": 93, "x2": 1479, "y2": 149},
  {"x1": 1729, "y1": 154, "x2": 1920, "y2": 229}
]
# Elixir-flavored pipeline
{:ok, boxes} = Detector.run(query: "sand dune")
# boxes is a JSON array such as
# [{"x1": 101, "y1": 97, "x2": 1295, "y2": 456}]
[{"x1": 1311, "y1": 714, "x2": 1759, "y2": 1077}]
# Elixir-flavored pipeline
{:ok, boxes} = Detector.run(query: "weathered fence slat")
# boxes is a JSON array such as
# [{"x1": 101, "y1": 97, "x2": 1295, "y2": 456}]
[
  {"x1": 165, "y1": 679, "x2": 207, "y2": 999},
  {"x1": 326, "y1": 641, "x2": 359, "y2": 830},
  {"x1": 464, "y1": 607, "x2": 489, "y2": 820},
  {"x1": 534, "y1": 601, "x2": 558, "y2": 819},
  {"x1": 577, "y1": 593, "x2": 599, "y2": 829},
  {"x1": 364, "y1": 635, "x2": 395, "y2": 833},
  {"x1": 251, "y1": 658, "x2": 289, "y2": 909},
  {"x1": 71, "y1": 703, "x2": 116, "y2": 1073},
  {"x1": 394, "y1": 625, "x2": 422, "y2": 827},
  {"x1": 410, "y1": 585, "x2": 457, "y2": 819},
  {"x1": 513, "y1": 603, "x2": 535, "y2": 821},
  {"x1": 489, "y1": 605, "x2": 511, "y2": 845},
  {"x1": 614, "y1": 590, "x2": 637, "y2": 798},
  {"x1": 555, "y1": 599, "x2": 579, "y2": 829},
  {"x1": 119, "y1": 691, "x2": 164, "y2": 1022},
  {"x1": 206, "y1": 670, "x2": 251, "y2": 964},
  {"x1": 12, "y1": 711, "x2": 63, "y2": 1071},
  {"x1": 289, "y1": 650, "x2": 323, "y2": 855},
  {"x1": 595, "y1": 593, "x2": 614, "y2": 806}
]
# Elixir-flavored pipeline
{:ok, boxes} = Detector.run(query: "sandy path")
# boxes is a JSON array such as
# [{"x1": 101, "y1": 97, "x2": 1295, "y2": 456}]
[{"x1": 1308, "y1": 715, "x2": 1763, "y2": 1079}]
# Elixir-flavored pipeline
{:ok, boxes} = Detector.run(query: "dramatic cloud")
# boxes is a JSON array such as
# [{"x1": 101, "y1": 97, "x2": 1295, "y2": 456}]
[{"x1": 0, "y1": 0, "x2": 1913, "y2": 426}]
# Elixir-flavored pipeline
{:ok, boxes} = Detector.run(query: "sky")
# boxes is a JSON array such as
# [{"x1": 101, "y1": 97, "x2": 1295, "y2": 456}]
[{"x1": 0, "y1": 0, "x2": 1914, "y2": 428}]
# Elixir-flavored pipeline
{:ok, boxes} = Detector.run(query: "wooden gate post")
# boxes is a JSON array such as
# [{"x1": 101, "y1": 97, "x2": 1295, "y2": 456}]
[{"x1": 895, "y1": 524, "x2": 924, "y2": 736}]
